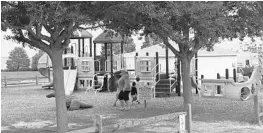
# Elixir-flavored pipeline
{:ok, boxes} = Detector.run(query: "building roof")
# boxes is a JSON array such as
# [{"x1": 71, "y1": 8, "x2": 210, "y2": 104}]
[
  {"x1": 135, "y1": 44, "x2": 176, "y2": 57},
  {"x1": 93, "y1": 30, "x2": 123, "y2": 44},
  {"x1": 123, "y1": 43, "x2": 237, "y2": 57},
  {"x1": 198, "y1": 46, "x2": 237, "y2": 57},
  {"x1": 71, "y1": 30, "x2": 93, "y2": 38}
]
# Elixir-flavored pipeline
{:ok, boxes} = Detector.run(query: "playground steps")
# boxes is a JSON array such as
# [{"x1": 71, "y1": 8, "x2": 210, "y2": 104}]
[{"x1": 155, "y1": 79, "x2": 176, "y2": 97}]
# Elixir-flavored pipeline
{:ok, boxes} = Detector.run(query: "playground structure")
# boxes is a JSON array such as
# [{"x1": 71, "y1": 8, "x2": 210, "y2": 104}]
[
  {"x1": 38, "y1": 30, "x2": 129, "y2": 95},
  {"x1": 41, "y1": 28, "x2": 255, "y2": 100},
  {"x1": 106, "y1": 51, "x2": 183, "y2": 98},
  {"x1": 38, "y1": 29, "x2": 192, "y2": 97},
  {"x1": 38, "y1": 30, "x2": 96, "y2": 93},
  {"x1": 121, "y1": 51, "x2": 200, "y2": 97},
  {"x1": 199, "y1": 65, "x2": 263, "y2": 124},
  {"x1": 199, "y1": 65, "x2": 263, "y2": 101}
]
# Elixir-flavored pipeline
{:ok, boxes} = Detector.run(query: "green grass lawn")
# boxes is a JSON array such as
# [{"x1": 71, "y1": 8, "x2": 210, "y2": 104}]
[
  {"x1": 1, "y1": 71, "x2": 49, "y2": 87},
  {"x1": 1, "y1": 71, "x2": 44, "y2": 79},
  {"x1": 1, "y1": 83, "x2": 263, "y2": 133}
]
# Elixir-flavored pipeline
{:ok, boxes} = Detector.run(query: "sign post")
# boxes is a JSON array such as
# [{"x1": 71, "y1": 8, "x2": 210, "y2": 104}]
[
  {"x1": 179, "y1": 113, "x2": 185, "y2": 132},
  {"x1": 138, "y1": 83, "x2": 153, "y2": 108}
]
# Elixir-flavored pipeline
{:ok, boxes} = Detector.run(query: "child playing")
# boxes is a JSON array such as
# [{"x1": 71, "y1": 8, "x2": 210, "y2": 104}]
[{"x1": 131, "y1": 82, "x2": 140, "y2": 105}]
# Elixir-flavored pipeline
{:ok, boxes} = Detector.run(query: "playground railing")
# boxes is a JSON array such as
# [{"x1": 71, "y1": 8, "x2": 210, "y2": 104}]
[
  {"x1": 151, "y1": 64, "x2": 161, "y2": 98},
  {"x1": 1, "y1": 76, "x2": 49, "y2": 87},
  {"x1": 85, "y1": 73, "x2": 109, "y2": 94},
  {"x1": 84, "y1": 74, "x2": 97, "y2": 94},
  {"x1": 254, "y1": 89, "x2": 263, "y2": 125},
  {"x1": 169, "y1": 75, "x2": 177, "y2": 93}
]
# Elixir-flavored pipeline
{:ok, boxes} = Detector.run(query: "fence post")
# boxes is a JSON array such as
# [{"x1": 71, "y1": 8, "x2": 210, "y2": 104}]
[
  {"x1": 254, "y1": 94, "x2": 260, "y2": 124},
  {"x1": 95, "y1": 115, "x2": 102, "y2": 133},
  {"x1": 4, "y1": 76, "x2": 7, "y2": 87},
  {"x1": 187, "y1": 104, "x2": 192, "y2": 133},
  {"x1": 36, "y1": 75, "x2": 38, "y2": 85},
  {"x1": 179, "y1": 113, "x2": 186, "y2": 133}
]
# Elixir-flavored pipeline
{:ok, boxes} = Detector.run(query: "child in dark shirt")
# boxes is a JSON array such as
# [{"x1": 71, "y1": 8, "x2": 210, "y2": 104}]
[{"x1": 131, "y1": 82, "x2": 140, "y2": 104}]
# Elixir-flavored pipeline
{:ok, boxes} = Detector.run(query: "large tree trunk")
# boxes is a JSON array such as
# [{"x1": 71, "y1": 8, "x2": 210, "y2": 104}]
[
  {"x1": 50, "y1": 50, "x2": 68, "y2": 132},
  {"x1": 181, "y1": 55, "x2": 192, "y2": 132}
]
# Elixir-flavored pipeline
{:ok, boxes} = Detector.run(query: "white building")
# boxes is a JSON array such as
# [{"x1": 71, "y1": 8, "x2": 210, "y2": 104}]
[
  {"x1": 198, "y1": 47, "x2": 237, "y2": 79},
  {"x1": 122, "y1": 44, "x2": 238, "y2": 80},
  {"x1": 236, "y1": 51, "x2": 259, "y2": 67}
]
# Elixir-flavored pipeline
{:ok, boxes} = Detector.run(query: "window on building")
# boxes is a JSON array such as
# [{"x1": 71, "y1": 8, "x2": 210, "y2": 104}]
[
  {"x1": 81, "y1": 61, "x2": 90, "y2": 71},
  {"x1": 245, "y1": 60, "x2": 250, "y2": 66},
  {"x1": 140, "y1": 60, "x2": 151, "y2": 72}
]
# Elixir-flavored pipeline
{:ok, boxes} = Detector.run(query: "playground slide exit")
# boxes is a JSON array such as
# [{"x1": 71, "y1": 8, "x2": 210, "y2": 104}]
[
  {"x1": 64, "y1": 68, "x2": 77, "y2": 95},
  {"x1": 39, "y1": 68, "x2": 54, "y2": 88},
  {"x1": 38, "y1": 53, "x2": 77, "y2": 95},
  {"x1": 39, "y1": 67, "x2": 77, "y2": 95},
  {"x1": 38, "y1": 53, "x2": 53, "y2": 88}
]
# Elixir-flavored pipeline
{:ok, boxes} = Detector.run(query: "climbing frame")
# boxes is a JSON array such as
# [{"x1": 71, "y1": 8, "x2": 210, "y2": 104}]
[{"x1": 200, "y1": 65, "x2": 263, "y2": 101}]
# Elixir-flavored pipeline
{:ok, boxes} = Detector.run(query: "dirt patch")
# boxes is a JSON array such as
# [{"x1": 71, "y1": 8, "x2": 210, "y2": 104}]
[
  {"x1": 1, "y1": 126, "x2": 11, "y2": 131},
  {"x1": 3, "y1": 120, "x2": 87, "y2": 132},
  {"x1": 48, "y1": 122, "x2": 86, "y2": 129},
  {"x1": 12, "y1": 120, "x2": 54, "y2": 129}
]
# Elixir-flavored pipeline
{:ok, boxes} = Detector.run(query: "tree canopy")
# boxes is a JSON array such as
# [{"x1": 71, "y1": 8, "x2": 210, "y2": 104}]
[
  {"x1": 141, "y1": 33, "x2": 163, "y2": 49},
  {"x1": 1, "y1": 1, "x2": 105, "y2": 53},
  {"x1": 6, "y1": 47, "x2": 30, "y2": 71},
  {"x1": 99, "y1": 1, "x2": 263, "y2": 57}
]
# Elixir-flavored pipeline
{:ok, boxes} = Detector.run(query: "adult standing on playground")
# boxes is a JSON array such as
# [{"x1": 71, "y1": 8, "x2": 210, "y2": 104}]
[{"x1": 118, "y1": 69, "x2": 131, "y2": 110}]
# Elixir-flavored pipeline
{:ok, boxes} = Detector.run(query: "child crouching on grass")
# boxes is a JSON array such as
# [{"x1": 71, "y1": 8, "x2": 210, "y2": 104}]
[{"x1": 131, "y1": 82, "x2": 140, "y2": 105}]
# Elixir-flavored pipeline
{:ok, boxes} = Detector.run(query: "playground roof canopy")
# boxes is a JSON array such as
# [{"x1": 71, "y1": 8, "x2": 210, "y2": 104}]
[
  {"x1": 71, "y1": 30, "x2": 93, "y2": 38},
  {"x1": 93, "y1": 30, "x2": 123, "y2": 44}
]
